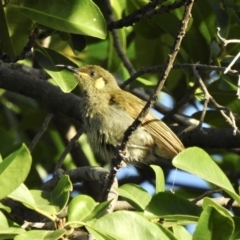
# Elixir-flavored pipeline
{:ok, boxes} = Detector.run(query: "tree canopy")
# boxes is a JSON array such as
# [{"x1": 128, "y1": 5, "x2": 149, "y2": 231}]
[{"x1": 0, "y1": 0, "x2": 240, "y2": 239}]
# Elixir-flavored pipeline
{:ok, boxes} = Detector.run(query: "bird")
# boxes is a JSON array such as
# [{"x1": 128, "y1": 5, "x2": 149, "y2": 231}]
[{"x1": 56, "y1": 64, "x2": 185, "y2": 164}]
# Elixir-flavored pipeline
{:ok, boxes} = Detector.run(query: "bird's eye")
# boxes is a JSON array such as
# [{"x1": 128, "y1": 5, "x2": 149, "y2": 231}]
[{"x1": 89, "y1": 70, "x2": 96, "y2": 77}]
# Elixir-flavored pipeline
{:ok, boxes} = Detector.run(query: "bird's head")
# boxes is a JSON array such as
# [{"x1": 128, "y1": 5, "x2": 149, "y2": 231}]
[{"x1": 56, "y1": 65, "x2": 120, "y2": 96}]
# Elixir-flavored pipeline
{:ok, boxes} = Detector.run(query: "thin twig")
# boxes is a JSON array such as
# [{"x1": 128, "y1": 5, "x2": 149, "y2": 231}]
[
  {"x1": 193, "y1": 197, "x2": 239, "y2": 208},
  {"x1": 163, "y1": 81, "x2": 199, "y2": 121},
  {"x1": 108, "y1": 0, "x2": 186, "y2": 30},
  {"x1": 119, "y1": 0, "x2": 195, "y2": 151},
  {"x1": 198, "y1": 97, "x2": 210, "y2": 129},
  {"x1": 217, "y1": 28, "x2": 240, "y2": 83},
  {"x1": 29, "y1": 113, "x2": 54, "y2": 153},
  {"x1": 191, "y1": 189, "x2": 222, "y2": 204},
  {"x1": 193, "y1": 67, "x2": 239, "y2": 135},
  {"x1": 105, "y1": 0, "x2": 136, "y2": 75},
  {"x1": 132, "y1": 88, "x2": 200, "y2": 126},
  {"x1": 192, "y1": 66, "x2": 211, "y2": 129},
  {"x1": 237, "y1": 75, "x2": 240, "y2": 99},
  {"x1": 2, "y1": 27, "x2": 40, "y2": 63},
  {"x1": 224, "y1": 52, "x2": 240, "y2": 74},
  {"x1": 114, "y1": 196, "x2": 240, "y2": 210},
  {"x1": 217, "y1": 27, "x2": 240, "y2": 46},
  {"x1": 121, "y1": 63, "x2": 240, "y2": 88},
  {"x1": 54, "y1": 127, "x2": 84, "y2": 174},
  {"x1": 100, "y1": 0, "x2": 195, "y2": 202},
  {"x1": 226, "y1": 198, "x2": 235, "y2": 209},
  {"x1": 0, "y1": 60, "x2": 49, "y2": 78},
  {"x1": 108, "y1": 0, "x2": 164, "y2": 30},
  {"x1": 43, "y1": 166, "x2": 109, "y2": 191}
]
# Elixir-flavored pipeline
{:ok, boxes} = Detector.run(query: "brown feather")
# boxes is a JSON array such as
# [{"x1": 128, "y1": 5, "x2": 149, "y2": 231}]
[{"x1": 112, "y1": 90, "x2": 184, "y2": 158}]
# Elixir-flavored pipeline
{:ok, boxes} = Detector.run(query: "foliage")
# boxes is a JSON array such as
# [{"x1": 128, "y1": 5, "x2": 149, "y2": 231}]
[
  {"x1": 1, "y1": 147, "x2": 240, "y2": 239},
  {"x1": 0, "y1": 0, "x2": 240, "y2": 239}
]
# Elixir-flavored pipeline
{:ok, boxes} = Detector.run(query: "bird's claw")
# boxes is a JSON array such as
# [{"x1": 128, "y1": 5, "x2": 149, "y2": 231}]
[{"x1": 119, "y1": 149, "x2": 130, "y2": 159}]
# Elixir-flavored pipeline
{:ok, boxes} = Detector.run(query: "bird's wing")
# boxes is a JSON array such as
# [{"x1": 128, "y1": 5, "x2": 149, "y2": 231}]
[
  {"x1": 113, "y1": 90, "x2": 184, "y2": 158},
  {"x1": 142, "y1": 113, "x2": 184, "y2": 158}
]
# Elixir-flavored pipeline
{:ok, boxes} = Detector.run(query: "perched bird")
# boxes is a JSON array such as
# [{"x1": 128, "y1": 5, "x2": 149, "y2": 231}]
[{"x1": 56, "y1": 65, "x2": 184, "y2": 164}]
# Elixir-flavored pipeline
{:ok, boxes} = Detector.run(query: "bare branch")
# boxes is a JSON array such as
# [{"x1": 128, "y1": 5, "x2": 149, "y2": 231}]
[
  {"x1": 193, "y1": 67, "x2": 239, "y2": 135},
  {"x1": 1, "y1": 27, "x2": 40, "y2": 63},
  {"x1": 108, "y1": 0, "x2": 186, "y2": 30},
  {"x1": 54, "y1": 127, "x2": 85, "y2": 174},
  {"x1": 100, "y1": 0, "x2": 195, "y2": 202},
  {"x1": 237, "y1": 75, "x2": 240, "y2": 99},
  {"x1": 121, "y1": 63, "x2": 240, "y2": 88},
  {"x1": 43, "y1": 167, "x2": 109, "y2": 191},
  {"x1": 224, "y1": 52, "x2": 240, "y2": 74},
  {"x1": 217, "y1": 27, "x2": 240, "y2": 46},
  {"x1": 191, "y1": 189, "x2": 222, "y2": 204},
  {"x1": 29, "y1": 113, "x2": 54, "y2": 153},
  {"x1": 1, "y1": 66, "x2": 240, "y2": 149},
  {"x1": 104, "y1": 0, "x2": 136, "y2": 75}
]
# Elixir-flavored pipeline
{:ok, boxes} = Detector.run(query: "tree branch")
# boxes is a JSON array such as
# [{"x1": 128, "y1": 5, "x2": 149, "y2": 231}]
[
  {"x1": 1, "y1": 66, "x2": 240, "y2": 149},
  {"x1": 0, "y1": 66, "x2": 82, "y2": 123}
]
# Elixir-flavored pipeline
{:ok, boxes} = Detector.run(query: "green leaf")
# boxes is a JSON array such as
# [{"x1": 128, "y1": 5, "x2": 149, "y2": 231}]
[
  {"x1": 87, "y1": 228, "x2": 113, "y2": 240},
  {"x1": 0, "y1": 211, "x2": 9, "y2": 227},
  {"x1": 155, "y1": 223, "x2": 178, "y2": 240},
  {"x1": 135, "y1": 34, "x2": 168, "y2": 67},
  {"x1": 136, "y1": 77, "x2": 157, "y2": 87},
  {"x1": 172, "y1": 225, "x2": 192, "y2": 240},
  {"x1": 0, "y1": 127, "x2": 17, "y2": 158},
  {"x1": 218, "y1": 75, "x2": 238, "y2": 91},
  {"x1": 107, "y1": 0, "x2": 126, "y2": 72},
  {"x1": 107, "y1": 30, "x2": 126, "y2": 72},
  {"x1": 208, "y1": 0, "x2": 230, "y2": 31},
  {"x1": 0, "y1": 203, "x2": 11, "y2": 213},
  {"x1": 126, "y1": 0, "x2": 162, "y2": 38},
  {"x1": 193, "y1": 205, "x2": 234, "y2": 240},
  {"x1": 20, "y1": 0, "x2": 106, "y2": 39},
  {"x1": 34, "y1": 46, "x2": 78, "y2": 92},
  {"x1": 145, "y1": 192, "x2": 201, "y2": 223},
  {"x1": 0, "y1": 1, "x2": 33, "y2": 56},
  {"x1": 208, "y1": 79, "x2": 239, "y2": 112},
  {"x1": 192, "y1": 1, "x2": 216, "y2": 44},
  {"x1": 0, "y1": 144, "x2": 32, "y2": 200},
  {"x1": 117, "y1": 183, "x2": 151, "y2": 210},
  {"x1": 29, "y1": 190, "x2": 58, "y2": 216},
  {"x1": 0, "y1": 227, "x2": 25, "y2": 240},
  {"x1": 14, "y1": 229, "x2": 65, "y2": 240},
  {"x1": 150, "y1": 165, "x2": 165, "y2": 193},
  {"x1": 51, "y1": 175, "x2": 72, "y2": 213},
  {"x1": 58, "y1": 32, "x2": 87, "y2": 55},
  {"x1": 68, "y1": 195, "x2": 96, "y2": 225},
  {"x1": 58, "y1": 31, "x2": 71, "y2": 41},
  {"x1": 172, "y1": 147, "x2": 240, "y2": 205},
  {"x1": 8, "y1": 183, "x2": 36, "y2": 207},
  {"x1": 85, "y1": 200, "x2": 112, "y2": 221},
  {"x1": 15, "y1": 175, "x2": 72, "y2": 220},
  {"x1": 9, "y1": 186, "x2": 56, "y2": 221},
  {"x1": 88, "y1": 211, "x2": 177, "y2": 240},
  {"x1": 83, "y1": 40, "x2": 108, "y2": 64},
  {"x1": 202, "y1": 197, "x2": 232, "y2": 218},
  {"x1": 191, "y1": 110, "x2": 231, "y2": 128},
  {"x1": 68, "y1": 34, "x2": 87, "y2": 55},
  {"x1": 231, "y1": 217, "x2": 240, "y2": 239}
]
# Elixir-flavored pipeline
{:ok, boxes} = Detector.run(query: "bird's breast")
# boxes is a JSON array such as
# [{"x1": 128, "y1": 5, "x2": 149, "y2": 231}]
[{"x1": 82, "y1": 104, "x2": 155, "y2": 163}]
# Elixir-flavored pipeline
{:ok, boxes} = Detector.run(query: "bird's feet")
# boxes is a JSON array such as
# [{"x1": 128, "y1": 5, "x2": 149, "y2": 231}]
[{"x1": 118, "y1": 149, "x2": 130, "y2": 159}]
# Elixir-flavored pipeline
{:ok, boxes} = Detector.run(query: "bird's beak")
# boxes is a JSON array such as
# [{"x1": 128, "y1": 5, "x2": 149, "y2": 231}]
[{"x1": 55, "y1": 64, "x2": 79, "y2": 74}]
